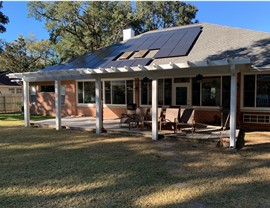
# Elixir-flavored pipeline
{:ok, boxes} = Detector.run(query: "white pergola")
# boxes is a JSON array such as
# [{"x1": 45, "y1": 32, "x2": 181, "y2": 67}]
[{"x1": 9, "y1": 57, "x2": 251, "y2": 149}]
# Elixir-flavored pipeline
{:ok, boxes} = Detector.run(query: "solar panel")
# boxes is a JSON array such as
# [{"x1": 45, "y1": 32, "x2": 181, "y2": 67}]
[
  {"x1": 169, "y1": 26, "x2": 201, "y2": 57},
  {"x1": 116, "y1": 60, "x2": 136, "y2": 68},
  {"x1": 132, "y1": 58, "x2": 152, "y2": 67},
  {"x1": 149, "y1": 36, "x2": 171, "y2": 49},
  {"x1": 124, "y1": 36, "x2": 149, "y2": 51},
  {"x1": 135, "y1": 34, "x2": 160, "y2": 51},
  {"x1": 47, "y1": 26, "x2": 202, "y2": 71},
  {"x1": 154, "y1": 26, "x2": 201, "y2": 58}
]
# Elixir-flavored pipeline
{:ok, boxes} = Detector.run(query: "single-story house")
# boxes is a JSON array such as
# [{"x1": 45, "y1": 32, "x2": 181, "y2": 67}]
[
  {"x1": 8, "y1": 23, "x2": 270, "y2": 148},
  {"x1": 0, "y1": 71, "x2": 22, "y2": 95}
]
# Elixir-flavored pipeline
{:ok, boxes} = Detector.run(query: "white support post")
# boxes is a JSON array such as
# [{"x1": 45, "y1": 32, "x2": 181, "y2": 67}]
[
  {"x1": 152, "y1": 78, "x2": 158, "y2": 140},
  {"x1": 95, "y1": 77, "x2": 102, "y2": 134},
  {"x1": 23, "y1": 80, "x2": 30, "y2": 127},
  {"x1": 55, "y1": 80, "x2": 61, "y2": 130},
  {"x1": 229, "y1": 63, "x2": 237, "y2": 148}
]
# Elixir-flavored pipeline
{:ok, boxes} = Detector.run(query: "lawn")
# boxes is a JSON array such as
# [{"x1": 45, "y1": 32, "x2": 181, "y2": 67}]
[
  {"x1": 0, "y1": 113, "x2": 54, "y2": 126},
  {"x1": 0, "y1": 117, "x2": 269, "y2": 207}
]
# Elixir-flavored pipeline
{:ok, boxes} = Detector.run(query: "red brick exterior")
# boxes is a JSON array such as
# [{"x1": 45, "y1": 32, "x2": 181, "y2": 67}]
[
  {"x1": 29, "y1": 76, "x2": 270, "y2": 130},
  {"x1": 30, "y1": 80, "x2": 77, "y2": 116},
  {"x1": 30, "y1": 80, "x2": 126, "y2": 119}
]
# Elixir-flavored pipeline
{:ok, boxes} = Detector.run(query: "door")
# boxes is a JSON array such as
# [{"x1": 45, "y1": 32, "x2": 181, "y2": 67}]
[{"x1": 172, "y1": 83, "x2": 191, "y2": 106}]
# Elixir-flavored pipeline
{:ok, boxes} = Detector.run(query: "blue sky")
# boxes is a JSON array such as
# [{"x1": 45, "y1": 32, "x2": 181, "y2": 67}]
[{"x1": 1, "y1": 1, "x2": 270, "y2": 43}]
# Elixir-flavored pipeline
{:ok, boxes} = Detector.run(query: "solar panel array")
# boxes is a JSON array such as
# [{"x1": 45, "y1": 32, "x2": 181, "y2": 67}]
[{"x1": 43, "y1": 26, "x2": 202, "y2": 71}]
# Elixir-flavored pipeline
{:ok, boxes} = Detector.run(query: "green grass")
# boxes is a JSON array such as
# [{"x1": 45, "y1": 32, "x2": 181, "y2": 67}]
[
  {"x1": 0, "y1": 118, "x2": 269, "y2": 207},
  {"x1": 0, "y1": 113, "x2": 54, "y2": 126}
]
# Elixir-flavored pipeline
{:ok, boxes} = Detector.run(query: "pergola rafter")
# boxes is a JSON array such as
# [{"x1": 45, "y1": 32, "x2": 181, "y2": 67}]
[{"x1": 8, "y1": 57, "x2": 251, "y2": 148}]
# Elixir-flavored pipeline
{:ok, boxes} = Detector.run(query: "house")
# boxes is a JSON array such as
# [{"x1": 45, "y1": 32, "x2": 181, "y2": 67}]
[
  {"x1": 8, "y1": 23, "x2": 270, "y2": 147},
  {"x1": 0, "y1": 71, "x2": 22, "y2": 95},
  {"x1": 0, "y1": 71, "x2": 22, "y2": 113}
]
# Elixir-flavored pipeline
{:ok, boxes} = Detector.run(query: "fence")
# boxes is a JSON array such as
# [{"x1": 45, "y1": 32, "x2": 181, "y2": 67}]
[{"x1": 0, "y1": 95, "x2": 22, "y2": 113}]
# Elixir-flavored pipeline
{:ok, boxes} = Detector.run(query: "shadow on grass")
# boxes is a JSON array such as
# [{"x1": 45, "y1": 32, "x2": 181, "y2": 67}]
[
  {"x1": 0, "y1": 126, "x2": 176, "y2": 207},
  {"x1": 0, "y1": 126, "x2": 269, "y2": 207}
]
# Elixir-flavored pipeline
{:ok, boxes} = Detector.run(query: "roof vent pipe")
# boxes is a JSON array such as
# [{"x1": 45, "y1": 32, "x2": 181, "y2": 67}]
[{"x1": 123, "y1": 28, "x2": 135, "y2": 41}]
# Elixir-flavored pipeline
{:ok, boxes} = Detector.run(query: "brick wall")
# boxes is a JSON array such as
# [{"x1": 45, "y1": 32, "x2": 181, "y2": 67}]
[
  {"x1": 30, "y1": 80, "x2": 77, "y2": 116},
  {"x1": 77, "y1": 106, "x2": 126, "y2": 119}
]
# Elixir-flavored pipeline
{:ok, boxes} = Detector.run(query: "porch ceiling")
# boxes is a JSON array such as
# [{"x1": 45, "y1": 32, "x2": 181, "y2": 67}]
[{"x1": 8, "y1": 58, "x2": 251, "y2": 82}]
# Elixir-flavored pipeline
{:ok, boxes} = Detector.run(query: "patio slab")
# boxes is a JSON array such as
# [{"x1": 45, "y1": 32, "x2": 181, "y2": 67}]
[{"x1": 31, "y1": 116, "x2": 229, "y2": 143}]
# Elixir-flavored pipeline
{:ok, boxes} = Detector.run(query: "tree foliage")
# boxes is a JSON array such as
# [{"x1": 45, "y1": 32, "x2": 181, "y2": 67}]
[
  {"x1": 28, "y1": 1, "x2": 198, "y2": 63},
  {"x1": 28, "y1": 1, "x2": 133, "y2": 61},
  {"x1": 134, "y1": 1, "x2": 198, "y2": 33},
  {"x1": 0, "y1": 1, "x2": 9, "y2": 33},
  {"x1": 0, "y1": 35, "x2": 59, "y2": 72}
]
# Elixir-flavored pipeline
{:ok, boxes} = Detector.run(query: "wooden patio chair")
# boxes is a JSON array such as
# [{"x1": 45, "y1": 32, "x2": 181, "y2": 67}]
[
  {"x1": 175, "y1": 108, "x2": 196, "y2": 133},
  {"x1": 159, "y1": 107, "x2": 180, "y2": 132}
]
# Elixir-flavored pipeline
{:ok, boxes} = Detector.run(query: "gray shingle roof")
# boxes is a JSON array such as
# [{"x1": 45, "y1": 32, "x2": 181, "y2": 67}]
[
  {"x1": 152, "y1": 23, "x2": 270, "y2": 68},
  {"x1": 43, "y1": 23, "x2": 270, "y2": 72}
]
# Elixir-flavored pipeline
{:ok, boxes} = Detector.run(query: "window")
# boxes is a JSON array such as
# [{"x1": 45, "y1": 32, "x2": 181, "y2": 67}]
[
  {"x1": 112, "y1": 81, "x2": 125, "y2": 104},
  {"x1": 61, "y1": 85, "x2": 65, "y2": 105},
  {"x1": 77, "y1": 81, "x2": 95, "y2": 104},
  {"x1": 40, "y1": 85, "x2": 54, "y2": 92},
  {"x1": 158, "y1": 79, "x2": 163, "y2": 105},
  {"x1": 126, "y1": 80, "x2": 134, "y2": 104},
  {"x1": 140, "y1": 78, "x2": 172, "y2": 106},
  {"x1": 256, "y1": 75, "x2": 270, "y2": 107},
  {"x1": 222, "y1": 76, "x2": 231, "y2": 109},
  {"x1": 201, "y1": 77, "x2": 221, "y2": 106},
  {"x1": 30, "y1": 86, "x2": 37, "y2": 103},
  {"x1": 244, "y1": 75, "x2": 255, "y2": 107},
  {"x1": 192, "y1": 76, "x2": 229, "y2": 107},
  {"x1": 164, "y1": 79, "x2": 172, "y2": 105},
  {"x1": 243, "y1": 74, "x2": 270, "y2": 108},
  {"x1": 141, "y1": 79, "x2": 152, "y2": 105},
  {"x1": 105, "y1": 80, "x2": 133, "y2": 105},
  {"x1": 192, "y1": 78, "x2": 200, "y2": 106},
  {"x1": 8, "y1": 88, "x2": 15, "y2": 94},
  {"x1": 16, "y1": 88, "x2": 22, "y2": 94}
]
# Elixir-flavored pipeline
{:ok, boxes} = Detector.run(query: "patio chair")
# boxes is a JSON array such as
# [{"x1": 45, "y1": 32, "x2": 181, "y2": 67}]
[
  {"x1": 175, "y1": 108, "x2": 196, "y2": 133},
  {"x1": 142, "y1": 107, "x2": 163, "y2": 130},
  {"x1": 119, "y1": 104, "x2": 137, "y2": 128},
  {"x1": 159, "y1": 107, "x2": 180, "y2": 132},
  {"x1": 128, "y1": 107, "x2": 146, "y2": 130}
]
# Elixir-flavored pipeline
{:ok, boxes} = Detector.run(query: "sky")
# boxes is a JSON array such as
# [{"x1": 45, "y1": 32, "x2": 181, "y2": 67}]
[{"x1": 1, "y1": 1, "x2": 270, "y2": 43}]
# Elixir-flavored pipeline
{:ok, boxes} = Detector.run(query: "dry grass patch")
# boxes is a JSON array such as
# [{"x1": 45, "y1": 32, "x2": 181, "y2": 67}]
[{"x1": 0, "y1": 122, "x2": 269, "y2": 207}]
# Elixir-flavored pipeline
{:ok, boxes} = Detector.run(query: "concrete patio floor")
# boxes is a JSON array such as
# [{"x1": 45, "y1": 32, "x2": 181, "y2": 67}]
[{"x1": 32, "y1": 116, "x2": 229, "y2": 143}]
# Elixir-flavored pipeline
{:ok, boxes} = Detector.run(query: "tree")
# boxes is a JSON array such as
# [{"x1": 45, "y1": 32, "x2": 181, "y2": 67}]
[
  {"x1": 134, "y1": 1, "x2": 198, "y2": 33},
  {"x1": 28, "y1": 1, "x2": 133, "y2": 61},
  {"x1": 0, "y1": 35, "x2": 59, "y2": 72},
  {"x1": 0, "y1": 1, "x2": 9, "y2": 33},
  {"x1": 28, "y1": 1, "x2": 198, "y2": 62}
]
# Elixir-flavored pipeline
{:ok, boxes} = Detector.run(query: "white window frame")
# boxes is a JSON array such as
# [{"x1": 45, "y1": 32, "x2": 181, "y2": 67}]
[
  {"x1": 103, "y1": 79, "x2": 134, "y2": 107},
  {"x1": 76, "y1": 80, "x2": 96, "y2": 107},
  {"x1": 241, "y1": 72, "x2": 270, "y2": 112}
]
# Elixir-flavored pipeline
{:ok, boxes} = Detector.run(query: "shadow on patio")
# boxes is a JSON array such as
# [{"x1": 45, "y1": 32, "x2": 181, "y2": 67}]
[{"x1": 32, "y1": 116, "x2": 228, "y2": 143}]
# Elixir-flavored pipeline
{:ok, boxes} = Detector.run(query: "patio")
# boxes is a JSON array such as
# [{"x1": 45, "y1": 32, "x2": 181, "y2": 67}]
[{"x1": 32, "y1": 116, "x2": 229, "y2": 143}]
